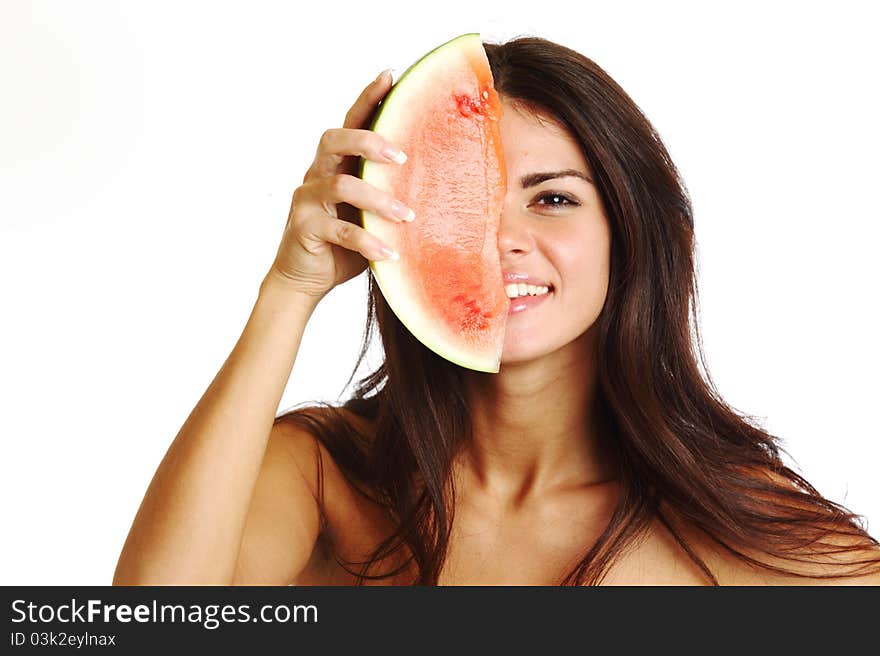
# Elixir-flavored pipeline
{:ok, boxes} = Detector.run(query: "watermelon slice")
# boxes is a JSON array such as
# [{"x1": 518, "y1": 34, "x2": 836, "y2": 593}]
[{"x1": 359, "y1": 33, "x2": 509, "y2": 373}]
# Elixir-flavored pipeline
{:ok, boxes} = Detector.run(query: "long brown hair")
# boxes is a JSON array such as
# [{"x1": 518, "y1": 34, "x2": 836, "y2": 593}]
[{"x1": 276, "y1": 35, "x2": 880, "y2": 585}]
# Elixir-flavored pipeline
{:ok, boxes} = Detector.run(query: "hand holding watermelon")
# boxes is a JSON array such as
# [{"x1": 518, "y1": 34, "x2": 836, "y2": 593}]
[{"x1": 266, "y1": 70, "x2": 412, "y2": 299}]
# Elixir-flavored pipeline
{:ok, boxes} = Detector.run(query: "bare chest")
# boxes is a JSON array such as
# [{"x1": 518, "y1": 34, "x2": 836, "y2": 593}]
[
  {"x1": 437, "y1": 503, "x2": 711, "y2": 586},
  {"x1": 295, "y1": 480, "x2": 711, "y2": 586},
  {"x1": 437, "y1": 497, "x2": 606, "y2": 585}
]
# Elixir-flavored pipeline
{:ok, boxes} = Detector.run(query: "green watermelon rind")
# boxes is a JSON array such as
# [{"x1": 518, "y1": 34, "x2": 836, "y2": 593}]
[
  {"x1": 361, "y1": 32, "x2": 481, "y2": 135},
  {"x1": 358, "y1": 33, "x2": 504, "y2": 374}
]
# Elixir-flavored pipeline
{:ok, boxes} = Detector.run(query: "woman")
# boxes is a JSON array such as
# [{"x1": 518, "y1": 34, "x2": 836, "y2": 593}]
[{"x1": 113, "y1": 36, "x2": 880, "y2": 586}]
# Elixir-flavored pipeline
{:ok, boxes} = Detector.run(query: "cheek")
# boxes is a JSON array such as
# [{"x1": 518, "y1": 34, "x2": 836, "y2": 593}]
[{"x1": 553, "y1": 227, "x2": 611, "y2": 298}]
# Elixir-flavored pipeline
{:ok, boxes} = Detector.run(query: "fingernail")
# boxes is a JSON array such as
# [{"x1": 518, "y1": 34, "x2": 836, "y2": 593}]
[
  {"x1": 390, "y1": 199, "x2": 415, "y2": 222},
  {"x1": 375, "y1": 68, "x2": 393, "y2": 84},
  {"x1": 378, "y1": 246, "x2": 399, "y2": 261},
  {"x1": 381, "y1": 144, "x2": 407, "y2": 164}
]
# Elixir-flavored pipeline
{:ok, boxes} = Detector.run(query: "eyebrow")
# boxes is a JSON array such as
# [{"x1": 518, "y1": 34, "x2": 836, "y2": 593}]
[{"x1": 520, "y1": 169, "x2": 594, "y2": 188}]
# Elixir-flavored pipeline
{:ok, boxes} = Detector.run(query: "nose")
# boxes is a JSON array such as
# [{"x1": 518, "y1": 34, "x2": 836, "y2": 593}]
[{"x1": 496, "y1": 200, "x2": 534, "y2": 256}]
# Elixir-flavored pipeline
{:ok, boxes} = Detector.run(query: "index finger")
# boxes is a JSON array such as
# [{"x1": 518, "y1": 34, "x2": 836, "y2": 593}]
[{"x1": 343, "y1": 69, "x2": 393, "y2": 130}]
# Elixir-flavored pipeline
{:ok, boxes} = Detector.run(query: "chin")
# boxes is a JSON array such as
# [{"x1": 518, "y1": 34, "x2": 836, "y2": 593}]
[{"x1": 499, "y1": 342, "x2": 554, "y2": 367}]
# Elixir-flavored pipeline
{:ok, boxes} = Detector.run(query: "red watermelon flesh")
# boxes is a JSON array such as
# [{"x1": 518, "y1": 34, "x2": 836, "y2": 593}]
[{"x1": 360, "y1": 33, "x2": 509, "y2": 373}]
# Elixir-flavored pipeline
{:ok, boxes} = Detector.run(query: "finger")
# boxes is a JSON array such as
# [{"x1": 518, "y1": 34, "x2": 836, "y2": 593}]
[
  {"x1": 343, "y1": 69, "x2": 393, "y2": 130},
  {"x1": 322, "y1": 174, "x2": 415, "y2": 224},
  {"x1": 311, "y1": 213, "x2": 399, "y2": 263},
  {"x1": 310, "y1": 128, "x2": 406, "y2": 180}
]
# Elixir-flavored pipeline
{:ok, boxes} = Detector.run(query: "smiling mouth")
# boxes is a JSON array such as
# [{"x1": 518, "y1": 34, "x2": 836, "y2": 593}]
[
  {"x1": 507, "y1": 287, "x2": 553, "y2": 315},
  {"x1": 504, "y1": 283, "x2": 554, "y2": 300}
]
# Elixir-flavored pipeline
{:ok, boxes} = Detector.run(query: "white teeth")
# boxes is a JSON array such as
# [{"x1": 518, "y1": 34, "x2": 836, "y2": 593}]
[{"x1": 504, "y1": 283, "x2": 550, "y2": 299}]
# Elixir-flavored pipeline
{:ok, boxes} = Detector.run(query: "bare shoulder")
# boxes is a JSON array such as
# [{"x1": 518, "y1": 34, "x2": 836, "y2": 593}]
[
  {"x1": 730, "y1": 466, "x2": 880, "y2": 585},
  {"x1": 270, "y1": 412, "x2": 335, "y2": 495},
  {"x1": 234, "y1": 408, "x2": 365, "y2": 585},
  {"x1": 272, "y1": 408, "x2": 403, "y2": 584},
  {"x1": 272, "y1": 406, "x2": 377, "y2": 499},
  {"x1": 602, "y1": 469, "x2": 880, "y2": 586},
  {"x1": 706, "y1": 539, "x2": 880, "y2": 586},
  {"x1": 668, "y1": 468, "x2": 880, "y2": 586},
  {"x1": 232, "y1": 414, "x2": 328, "y2": 584}
]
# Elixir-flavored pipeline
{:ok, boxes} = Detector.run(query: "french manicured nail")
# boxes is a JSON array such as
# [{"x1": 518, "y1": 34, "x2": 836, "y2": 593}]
[
  {"x1": 381, "y1": 144, "x2": 407, "y2": 164},
  {"x1": 390, "y1": 199, "x2": 415, "y2": 222},
  {"x1": 375, "y1": 68, "x2": 393, "y2": 84},
  {"x1": 378, "y1": 245, "x2": 399, "y2": 261}
]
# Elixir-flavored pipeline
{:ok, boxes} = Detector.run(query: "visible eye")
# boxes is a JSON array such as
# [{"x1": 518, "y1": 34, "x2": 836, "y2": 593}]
[{"x1": 532, "y1": 192, "x2": 580, "y2": 211}]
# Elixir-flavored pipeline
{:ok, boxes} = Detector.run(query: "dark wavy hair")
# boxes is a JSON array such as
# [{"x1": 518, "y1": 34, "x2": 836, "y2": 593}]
[{"x1": 275, "y1": 35, "x2": 880, "y2": 585}]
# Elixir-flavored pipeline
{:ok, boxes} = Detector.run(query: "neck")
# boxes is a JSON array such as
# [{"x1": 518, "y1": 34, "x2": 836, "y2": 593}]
[{"x1": 457, "y1": 331, "x2": 616, "y2": 508}]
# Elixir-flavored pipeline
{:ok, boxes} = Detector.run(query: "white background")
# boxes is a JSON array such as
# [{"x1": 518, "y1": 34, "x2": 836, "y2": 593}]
[{"x1": 1, "y1": 0, "x2": 877, "y2": 584}]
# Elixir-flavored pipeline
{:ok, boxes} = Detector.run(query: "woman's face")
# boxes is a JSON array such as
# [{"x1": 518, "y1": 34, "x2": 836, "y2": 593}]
[{"x1": 497, "y1": 100, "x2": 612, "y2": 365}]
